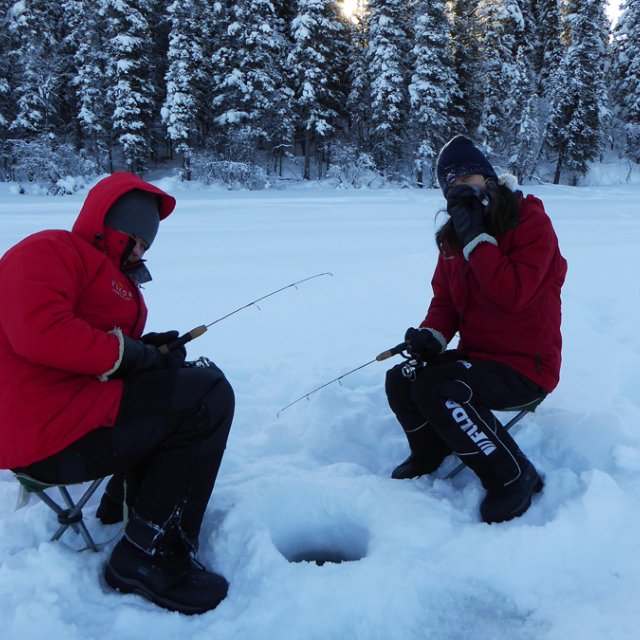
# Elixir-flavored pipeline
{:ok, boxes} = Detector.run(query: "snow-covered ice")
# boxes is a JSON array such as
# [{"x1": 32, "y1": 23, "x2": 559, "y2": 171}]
[{"x1": 1, "y1": 171, "x2": 639, "y2": 639}]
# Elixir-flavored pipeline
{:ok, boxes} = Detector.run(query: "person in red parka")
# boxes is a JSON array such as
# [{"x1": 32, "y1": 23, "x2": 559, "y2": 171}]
[
  {"x1": 0, "y1": 172, "x2": 235, "y2": 614},
  {"x1": 385, "y1": 135, "x2": 567, "y2": 524}
]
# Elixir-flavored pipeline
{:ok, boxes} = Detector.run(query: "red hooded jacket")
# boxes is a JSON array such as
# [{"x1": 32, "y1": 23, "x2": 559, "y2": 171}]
[
  {"x1": 421, "y1": 193, "x2": 567, "y2": 393},
  {"x1": 0, "y1": 172, "x2": 175, "y2": 468}
]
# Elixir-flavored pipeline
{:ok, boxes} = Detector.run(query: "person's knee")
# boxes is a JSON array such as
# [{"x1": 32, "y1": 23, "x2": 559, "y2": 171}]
[
  {"x1": 194, "y1": 373, "x2": 234, "y2": 445},
  {"x1": 410, "y1": 372, "x2": 472, "y2": 417},
  {"x1": 385, "y1": 364, "x2": 410, "y2": 409},
  {"x1": 205, "y1": 375, "x2": 235, "y2": 427}
]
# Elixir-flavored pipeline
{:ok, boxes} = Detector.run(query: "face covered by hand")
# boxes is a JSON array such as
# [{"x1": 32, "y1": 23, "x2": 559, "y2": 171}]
[{"x1": 445, "y1": 184, "x2": 490, "y2": 248}]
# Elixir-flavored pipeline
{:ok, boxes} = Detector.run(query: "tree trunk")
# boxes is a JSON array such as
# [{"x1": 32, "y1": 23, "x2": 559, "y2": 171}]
[
  {"x1": 182, "y1": 153, "x2": 191, "y2": 181},
  {"x1": 303, "y1": 129, "x2": 311, "y2": 180},
  {"x1": 553, "y1": 147, "x2": 565, "y2": 184}
]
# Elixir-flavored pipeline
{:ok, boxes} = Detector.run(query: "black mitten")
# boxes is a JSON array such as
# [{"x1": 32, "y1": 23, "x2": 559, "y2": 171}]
[
  {"x1": 140, "y1": 330, "x2": 179, "y2": 347},
  {"x1": 141, "y1": 330, "x2": 186, "y2": 368},
  {"x1": 446, "y1": 184, "x2": 489, "y2": 247},
  {"x1": 404, "y1": 327, "x2": 444, "y2": 358},
  {"x1": 109, "y1": 336, "x2": 185, "y2": 379}
]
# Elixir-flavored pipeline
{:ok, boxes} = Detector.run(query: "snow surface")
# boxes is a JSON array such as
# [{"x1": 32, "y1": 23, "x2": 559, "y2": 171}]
[{"x1": 1, "y1": 169, "x2": 639, "y2": 639}]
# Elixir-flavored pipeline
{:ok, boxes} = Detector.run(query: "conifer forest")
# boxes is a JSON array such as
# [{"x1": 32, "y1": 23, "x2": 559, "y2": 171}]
[{"x1": 0, "y1": 0, "x2": 638, "y2": 190}]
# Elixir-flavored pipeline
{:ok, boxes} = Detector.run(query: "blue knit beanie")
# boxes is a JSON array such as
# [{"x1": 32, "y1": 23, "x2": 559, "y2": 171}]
[
  {"x1": 436, "y1": 135, "x2": 498, "y2": 195},
  {"x1": 104, "y1": 189, "x2": 160, "y2": 247}
]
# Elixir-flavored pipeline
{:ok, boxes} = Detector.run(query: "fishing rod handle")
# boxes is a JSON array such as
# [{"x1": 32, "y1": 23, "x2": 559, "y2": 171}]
[
  {"x1": 158, "y1": 325, "x2": 207, "y2": 354},
  {"x1": 375, "y1": 341, "x2": 408, "y2": 361}
]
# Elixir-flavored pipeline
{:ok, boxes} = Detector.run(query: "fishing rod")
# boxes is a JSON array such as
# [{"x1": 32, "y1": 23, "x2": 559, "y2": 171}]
[
  {"x1": 276, "y1": 341, "x2": 410, "y2": 417},
  {"x1": 159, "y1": 272, "x2": 333, "y2": 354}
]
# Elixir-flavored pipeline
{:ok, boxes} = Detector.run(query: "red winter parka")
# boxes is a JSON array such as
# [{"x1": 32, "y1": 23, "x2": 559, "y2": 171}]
[
  {"x1": 421, "y1": 193, "x2": 567, "y2": 393},
  {"x1": 0, "y1": 172, "x2": 175, "y2": 468}
]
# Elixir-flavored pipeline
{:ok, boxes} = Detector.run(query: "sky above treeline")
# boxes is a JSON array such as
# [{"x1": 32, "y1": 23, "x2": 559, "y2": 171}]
[
  {"x1": 339, "y1": 1, "x2": 623, "y2": 24},
  {"x1": 607, "y1": 0, "x2": 622, "y2": 23}
]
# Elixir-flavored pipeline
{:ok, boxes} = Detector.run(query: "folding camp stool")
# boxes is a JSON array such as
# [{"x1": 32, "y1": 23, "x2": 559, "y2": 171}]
[
  {"x1": 14, "y1": 473, "x2": 106, "y2": 551},
  {"x1": 443, "y1": 396, "x2": 544, "y2": 480}
]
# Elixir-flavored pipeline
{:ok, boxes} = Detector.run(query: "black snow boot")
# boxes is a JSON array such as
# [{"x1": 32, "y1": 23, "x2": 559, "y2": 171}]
[
  {"x1": 97, "y1": 473, "x2": 141, "y2": 525},
  {"x1": 96, "y1": 492, "x2": 123, "y2": 525},
  {"x1": 96, "y1": 474, "x2": 127, "y2": 525},
  {"x1": 391, "y1": 453, "x2": 443, "y2": 480},
  {"x1": 480, "y1": 460, "x2": 543, "y2": 524},
  {"x1": 104, "y1": 538, "x2": 229, "y2": 615}
]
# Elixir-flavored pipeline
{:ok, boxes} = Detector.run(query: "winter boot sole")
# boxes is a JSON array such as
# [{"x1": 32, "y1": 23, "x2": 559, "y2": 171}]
[
  {"x1": 507, "y1": 474, "x2": 544, "y2": 521},
  {"x1": 482, "y1": 474, "x2": 544, "y2": 524},
  {"x1": 391, "y1": 453, "x2": 445, "y2": 480},
  {"x1": 104, "y1": 561, "x2": 213, "y2": 615}
]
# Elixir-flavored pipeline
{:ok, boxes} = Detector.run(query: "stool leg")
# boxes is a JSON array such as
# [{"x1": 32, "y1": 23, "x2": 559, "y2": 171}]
[
  {"x1": 76, "y1": 521, "x2": 99, "y2": 551},
  {"x1": 34, "y1": 490, "x2": 66, "y2": 517},
  {"x1": 50, "y1": 488, "x2": 75, "y2": 542},
  {"x1": 49, "y1": 479, "x2": 106, "y2": 550},
  {"x1": 31, "y1": 490, "x2": 70, "y2": 542},
  {"x1": 71, "y1": 479, "x2": 105, "y2": 551},
  {"x1": 444, "y1": 409, "x2": 529, "y2": 480}
]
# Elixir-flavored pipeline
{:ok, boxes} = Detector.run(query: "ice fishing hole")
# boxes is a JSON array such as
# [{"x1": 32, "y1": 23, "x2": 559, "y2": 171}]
[{"x1": 271, "y1": 518, "x2": 369, "y2": 566}]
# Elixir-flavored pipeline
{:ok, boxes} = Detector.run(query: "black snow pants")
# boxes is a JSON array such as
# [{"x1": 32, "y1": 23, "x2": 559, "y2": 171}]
[
  {"x1": 385, "y1": 354, "x2": 545, "y2": 488},
  {"x1": 15, "y1": 364, "x2": 234, "y2": 554}
]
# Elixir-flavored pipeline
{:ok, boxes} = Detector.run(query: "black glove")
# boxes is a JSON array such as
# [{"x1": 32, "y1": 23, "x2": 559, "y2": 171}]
[
  {"x1": 446, "y1": 184, "x2": 489, "y2": 247},
  {"x1": 140, "y1": 330, "x2": 186, "y2": 367},
  {"x1": 109, "y1": 335, "x2": 186, "y2": 379},
  {"x1": 404, "y1": 327, "x2": 443, "y2": 359},
  {"x1": 140, "y1": 330, "x2": 187, "y2": 369},
  {"x1": 140, "y1": 330, "x2": 179, "y2": 347}
]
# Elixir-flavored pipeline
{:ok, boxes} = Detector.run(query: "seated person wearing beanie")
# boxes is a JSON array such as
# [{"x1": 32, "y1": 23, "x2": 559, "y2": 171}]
[
  {"x1": 385, "y1": 135, "x2": 567, "y2": 524},
  {"x1": 0, "y1": 172, "x2": 234, "y2": 614}
]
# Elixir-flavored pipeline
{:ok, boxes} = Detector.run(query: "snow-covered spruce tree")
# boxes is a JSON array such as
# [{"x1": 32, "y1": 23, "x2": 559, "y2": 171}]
[
  {"x1": 522, "y1": 0, "x2": 563, "y2": 179},
  {"x1": 474, "y1": 0, "x2": 538, "y2": 179},
  {"x1": 448, "y1": 0, "x2": 482, "y2": 134},
  {"x1": 7, "y1": 1, "x2": 66, "y2": 137},
  {"x1": 288, "y1": 0, "x2": 350, "y2": 180},
  {"x1": 162, "y1": 0, "x2": 209, "y2": 180},
  {"x1": 544, "y1": 0, "x2": 610, "y2": 184},
  {"x1": 272, "y1": 0, "x2": 298, "y2": 25},
  {"x1": 610, "y1": 0, "x2": 640, "y2": 162},
  {"x1": 345, "y1": 5, "x2": 370, "y2": 152},
  {"x1": 0, "y1": 66, "x2": 9, "y2": 150},
  {"x1": 101, "y1": 0, "x2": 157, "y2": 174},
  {"x1": 62, "y1": 0, "x2": 111, "y2": 169},
  {"x1": 207, "y1": 0, "x2": 233, "y2": 155},
  {"x1": 408, "y1": 0, "x2": 458, "y2": 187},
  {"x1": 531, "y1": 0, "x2": 563, "y2": 94},
  {"x1": 0, "y1": 0, "x2": 15, "y2": 158},
  {"x1": 509, "y1": 90, "x2": 542, "y2": 181},
  {"x1": 211, "y1": 0, "x2": 292, "y2": 167},
  {"x1": 366, "y1": 0, "x2": 412, "y2": 174},
  {"x1": 145, "y1": 0, "x2": 174, "y2": 166}
]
